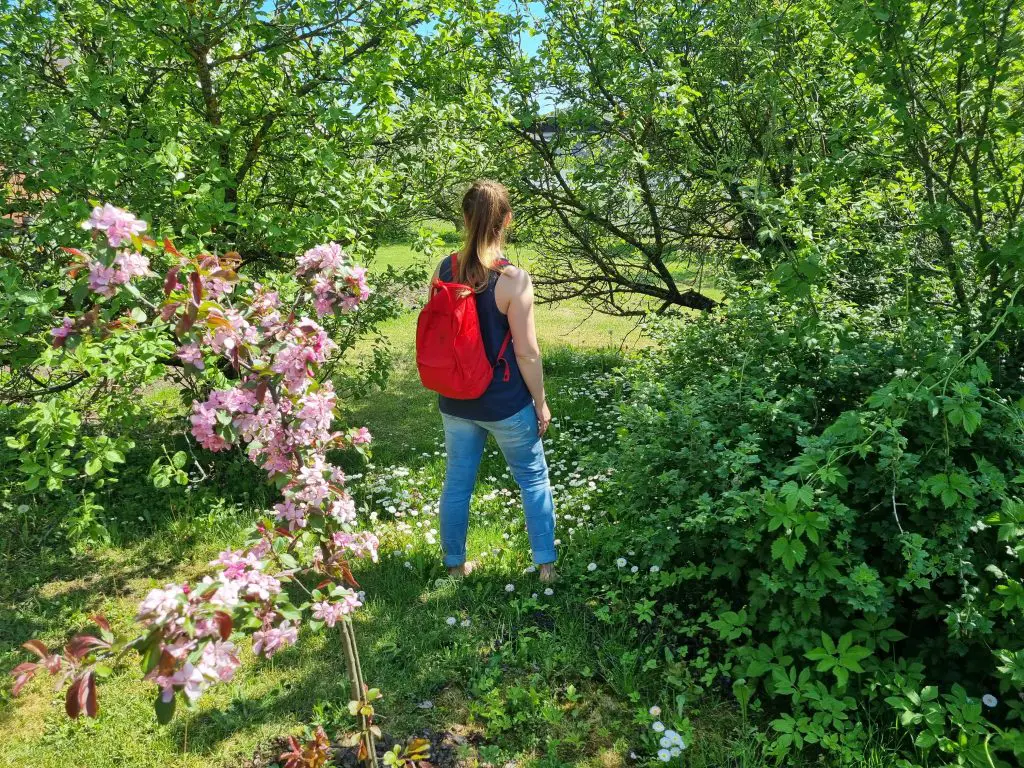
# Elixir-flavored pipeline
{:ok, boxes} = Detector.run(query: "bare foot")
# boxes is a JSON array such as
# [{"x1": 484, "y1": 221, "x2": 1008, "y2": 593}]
[
  {"x1": 539, "y1": 563, "x2": 558, "y2": 583},
  {"x1": 448, "y1": 561, "x2": 476, "y2": 579}
]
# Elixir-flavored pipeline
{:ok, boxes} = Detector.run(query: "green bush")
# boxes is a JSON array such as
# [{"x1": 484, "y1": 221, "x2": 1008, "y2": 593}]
[{"x1": 583, "y1": 290, "x2": 1024, "y2": 766}]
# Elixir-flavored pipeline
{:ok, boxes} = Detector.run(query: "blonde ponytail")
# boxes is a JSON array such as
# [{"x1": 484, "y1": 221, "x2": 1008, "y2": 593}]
[{"x1": 459, "y1": 180, "x2": 512, "y2": 292}]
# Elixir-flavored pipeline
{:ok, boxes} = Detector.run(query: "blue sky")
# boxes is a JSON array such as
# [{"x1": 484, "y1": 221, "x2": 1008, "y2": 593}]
[{"x1": 416, "y1": 1, "x2": 547, "y2": 58}]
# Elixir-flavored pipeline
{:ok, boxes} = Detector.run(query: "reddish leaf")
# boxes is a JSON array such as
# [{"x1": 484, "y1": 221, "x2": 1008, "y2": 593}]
[
  {"x1": 22, "y1": 639, "x2": 50, "y2": 659},
  {"x1": 10, "y1": 663, "x2": 39, "y2": 696},
  {"x1": 164, "y1": 237, "x2": 181, "y2": 257},
  {"x1": 65, "y1": 677, "x2": 82, "y2": 719},
  {"x1": 189, "y1": 271, "x2": 202, "y2": 305},
  {"x1": 340, "y1": 563, "x2": 361, "y2": 590},
  {"x1": 66, "y1": 634, "x2": 108, "y2": 660},
  {"x1": 160, "y1": 301, "x2": 181, "y2": 322},
  {"x1": 254, "y1": 379, "x2": 268, "y2": 404},
  {"x1": 214, "y1": 611, "x2": 233, "y2": 641},
  {"x1": 76, "y1": 672, "x2": 91, "y2": 717},
  {"x1": 11, "y1": 662, "x2": 39, "y2": 676},
  {"x1": 157, "y1": 650, "x2": 176, "y2": 676},
  {"x1": 176, "y1": 301, "x2": 197, "y2": 336},
  {"x1": 221, "y1": 251, "x2": 241, "y2": 267},
  {"x1": 60, "y1": 246, "x2": 88, "y2": 259},
  {"x1": 91, "y1": 614, "x2": 112, "y2": 637},
  {"x1": 163, "y1": 266, "x2": 181, "y2": 297},
  {"x1": 84, "y1": 671, "x2": 98, "y2": 717}
]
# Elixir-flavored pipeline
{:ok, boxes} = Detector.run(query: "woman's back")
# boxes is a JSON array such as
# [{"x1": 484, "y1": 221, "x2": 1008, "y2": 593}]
[{"x1": 436, "y1": 254, "x2": 532, "y2": 422}]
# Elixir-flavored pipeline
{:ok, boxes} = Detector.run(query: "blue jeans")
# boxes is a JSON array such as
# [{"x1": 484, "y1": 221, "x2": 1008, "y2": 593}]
[{"x1": 440, "y1": 403, "x2": 557, "y2": 567}]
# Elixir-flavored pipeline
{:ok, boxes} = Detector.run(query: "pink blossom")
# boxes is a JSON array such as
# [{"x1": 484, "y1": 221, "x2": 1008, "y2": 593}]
[
  {"x1": 252, "y1": 621, "x2": 298, "y2": 658},
  {"x1": 345, "y1": 265, "x2": 371, "y2": 301},
  {"x1": 274, "y1": 499, "x2": 307, "y2": 531},
  {"x1": 176, "y1": 343, "x2": 204, "y2": 369},
  {"x1": 50, "y1": 316, "x2": 74, "y2": 340},
  {"x1": 190, "y1": 388, "x2": 263, "y2": 451},
  {"x1": 242, "y1": 570, "x2": 282, "y2": 601},
  {"x1": 148, "y1": 661, "x2": 205, "y2": 703},
  {"x1": 297, "y1": 242, "x2": 348, "y2": 275},
  {"x1": 162, "y1": 636, "x2": 198, "y2": 661},
  {"x1": 88, "y1": 261, "x2": 120, "y2": 297},
  {"x1": 311, "y1": 600, "x2": 342, "y2": 627},
  {"x1": 208, "y1": 578, "x2": 243, "y2": 610},
  {"x1": 249, "y1": 286, "x2": 280, "y2": 315},
  {"x1": 204, "y1": 309, "x2": 256, "y2": 354},
  {"x1": 190, "y1": 401, "x2": 230, "y2": 452},
  {"x1": 270, "y1": 326, "x2": 336, "y2": 394},
  {"x1": 327, "y1": 495, "x2": 356, "y2": 525},
  {"x1": 297, "y1": 389, "x2": 336, "y2": 426},
  {"x1": 352, "y1": 427, "x2": 372, "y2": 446},
  {"x1": 82, "y1": 204, "x2": 148, "y2": 248},
  {"x1": 311, "y1": 590, "x2": 361, "y2": 627},
  {"x1": 137, "y1": 585, "x2": 185, "y2": 625},
  {"x1": 249, "y1": 539, "x2": 272, "y2": 559},
  {"x1": 198, "y1": 641, "x2": 240, "y2": 683},
  {"x1": 333, "y1": 531, "x2": 380, "y2": 562},
  {"x1": 212, "y1": 549, "x2": 260, "y2": 579},
  {"x1": 113, "y1": 251, "x2": 151, "y2": 280}
]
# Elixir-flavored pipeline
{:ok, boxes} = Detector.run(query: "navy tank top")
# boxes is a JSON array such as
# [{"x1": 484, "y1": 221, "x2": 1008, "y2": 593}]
[{"x1": 437, "y1": 254, "x2": 533, "y2": 422}]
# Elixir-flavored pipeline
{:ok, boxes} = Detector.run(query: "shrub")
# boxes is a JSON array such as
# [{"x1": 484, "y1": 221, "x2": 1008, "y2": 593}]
[{"x1": 583, "y1": 289, "x2": 1024, "y2": 766}]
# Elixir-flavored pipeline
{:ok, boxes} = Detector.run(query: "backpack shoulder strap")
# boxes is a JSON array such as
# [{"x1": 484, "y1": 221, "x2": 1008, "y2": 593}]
[{"x1": 491, "y1": 255, "x2": 514, "y2": 382}]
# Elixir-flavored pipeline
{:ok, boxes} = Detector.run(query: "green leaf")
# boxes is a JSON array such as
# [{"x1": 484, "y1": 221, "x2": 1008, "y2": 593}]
[
  {"x1": 834, "y1": 666, "x2": 849, "y2": 687},
  {"x1": 154, "y1": 692, "x2": 176, "y2": 724},
  {"x1": 771, "y1": 537, "x2": 807, "y2": 571},
  {"x1": 85, "y1": 457, "x2": 102, "y2": 476},
  {"x1": 914, "y1": 729, "x2": 937, "y2": 749}
]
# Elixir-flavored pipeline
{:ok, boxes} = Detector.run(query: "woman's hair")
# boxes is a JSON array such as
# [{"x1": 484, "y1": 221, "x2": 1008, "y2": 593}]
[{"x1": 458, "y1": 179, "x2": 511, "y2": 292}]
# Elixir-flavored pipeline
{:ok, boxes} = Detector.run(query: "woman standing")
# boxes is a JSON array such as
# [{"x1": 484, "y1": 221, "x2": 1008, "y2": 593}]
[{"x1": 430, "y1": 180, "x2": 557, "y2": 583}]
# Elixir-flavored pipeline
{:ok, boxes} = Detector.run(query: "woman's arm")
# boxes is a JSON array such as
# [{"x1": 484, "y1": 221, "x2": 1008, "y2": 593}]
[{"x1": 502, "y1": 268, "x2": 551, "y2": 435}]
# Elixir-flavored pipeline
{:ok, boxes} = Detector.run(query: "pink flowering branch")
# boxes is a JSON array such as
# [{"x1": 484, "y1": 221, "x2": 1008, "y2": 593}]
[{"x1": 14, "y1": 205, "x2": 384, "y2": 766}]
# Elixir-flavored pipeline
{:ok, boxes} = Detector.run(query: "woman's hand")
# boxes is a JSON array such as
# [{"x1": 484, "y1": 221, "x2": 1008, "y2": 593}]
[{"x1": 536, "y1": 399, "x2": 552, "y2": 436}]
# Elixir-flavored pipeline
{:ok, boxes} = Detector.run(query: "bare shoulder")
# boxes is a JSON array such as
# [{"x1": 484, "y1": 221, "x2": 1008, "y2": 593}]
[{"x1": 498, "y1": 263, "x2": 532, "y2": 290}]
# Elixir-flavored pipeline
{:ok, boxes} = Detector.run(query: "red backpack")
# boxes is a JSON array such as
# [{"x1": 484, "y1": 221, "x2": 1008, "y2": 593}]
[{"x1": 416, "y1": 252, "x2": 511, "y2": 400}]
